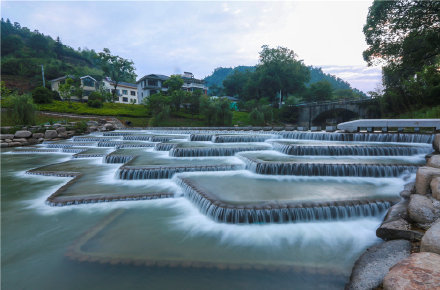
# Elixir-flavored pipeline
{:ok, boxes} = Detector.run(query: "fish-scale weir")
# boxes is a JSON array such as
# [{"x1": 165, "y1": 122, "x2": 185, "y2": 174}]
[
  {"x1": 272, "y1": 143, "x2": 431, "y2": 156},
  {"x1": 279, "y1": 132, "x2": 434, "y2": 143},
  {"x1": 169, "y1": 145, "x2": 270, "y2": 157},
  {"x1": 177, "y1": 177, "x2": 392, "y2": 224},
  {"x1": 212, "y1": 135, "x2": 276, "y2": 143}
]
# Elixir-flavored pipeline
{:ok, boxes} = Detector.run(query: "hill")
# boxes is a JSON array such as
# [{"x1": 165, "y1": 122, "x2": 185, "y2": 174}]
[
  {"x1": 204, "y1": 65, "x2": 366, "y2": 96},
  {"x1": 1, "y1": 18, "x2": 105, "y2": 91}
]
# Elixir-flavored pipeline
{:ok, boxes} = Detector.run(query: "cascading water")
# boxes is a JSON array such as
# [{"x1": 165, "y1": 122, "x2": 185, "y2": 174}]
[
  {"x1": 279, "y1": 132, "x2": 434, "y2": 143},
  {"x1": 169, "y1": 145, "x2": 270, "y2": 157}
]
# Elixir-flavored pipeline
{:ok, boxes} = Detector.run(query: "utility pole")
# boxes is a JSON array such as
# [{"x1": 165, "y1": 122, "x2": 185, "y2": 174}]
[
  {"x1": 279, "y1": 90, "x2": 282, "y2": 108},
  {"x1": 41, "y1": 65, "x2": 45, "y2": 87}
]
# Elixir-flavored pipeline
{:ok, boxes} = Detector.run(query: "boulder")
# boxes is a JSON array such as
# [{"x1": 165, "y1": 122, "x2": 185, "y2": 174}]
[
  {"x1": 87, "y1": 121, "x2": 99, "y2": 126},
  {"x1": 12, "y1": 138, "x2": 27, "y2": 143},
  {"x1": 103, "y1": 123, "x2": 116, "y2": 131},
  {"x1": 428, "y1": 155, "x2": 440, "y2": 169},
  {"x1": 87, "y1": 126, "x2": 98, "y2": 132},
  {"x1": 32, "y1": 133, "x2": 44, "y2": 139},
  {"x1": 421, "y1": 220, "x2": 440, "y2": 255},
  {"x1": 27, "y1": 138, "x2": 38, "y2": 145},
  {"x1": 415, "y1": 166, "x2": 440, "y2": 195},
  {"x1": 57, "y1": 131, "x2": 68, "y2": 138},
  {"x1": 44, "y1": 130, "x2": 58, "y2": 139},
  {"x1": 8, "y1": 142, "x2": 21, "y2": 147},
  {"x1": 346, "y1": 240, "x2": 411, "y2": 290},
  {"x1": 383, "y1": 252, "x2": 440, "y2": 289},
  {"x1": 4, "y1": 139, "x2": 12, "y2": 143},
  {"x1": 56, "y1": 127, "x2": 66, "y2": 134},
  {"x1": 431, "y1": 177, "x2": 440, "y2": 200},
  {"x1": 433, "y1": 134, "x2": 440, "y2": 153},
  {"x1": 37, "y1": 138, "x2": 44, "y2": 143},
  {"x1": 66, "y1": 130, "x2": 75, "y2": 136},
  {"x1": 408, "y1": 194, "x2": 440, "y2": 229},
  {"x1": 0, "y1": 134, "x2": 14, "y2": 140},
  {"x1": 14, "y1": 130, "x2": 32, "y2": 138}
]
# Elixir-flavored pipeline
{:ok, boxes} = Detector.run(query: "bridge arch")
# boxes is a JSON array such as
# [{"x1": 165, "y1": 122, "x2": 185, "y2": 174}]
[{"x1": 312, "y1": 108, "x2": 359, "y2": 126}]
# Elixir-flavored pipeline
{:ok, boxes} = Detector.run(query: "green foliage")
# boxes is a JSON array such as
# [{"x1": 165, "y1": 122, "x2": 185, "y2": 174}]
[
  {"x1": 32, "y1": 86, "x2": 53, "y2": 104},
  {"x1": 58, "y1": 78, "x2": 74, "y2": 102},
  {"x1": 363, "y1": 1, "x2": 440, "y2": 116},
  {"x1": 164, "y1": 75, "x2": 184, "y2": 92},
  {"x1": 200, "y1": 96, "x2": 233, "y2": 126},
  {"x1": 10, "y1": 93, "x2": 36, "y2": 125},
  {"x1": 74, "y1": 121, "x2": 88, "y2": 133},
  {"x1": 249, "y1": 109, "x2": 265, "y2": 126},
  {"x1": 305, "y1": 81, "x2": 333, "y2": 102}
]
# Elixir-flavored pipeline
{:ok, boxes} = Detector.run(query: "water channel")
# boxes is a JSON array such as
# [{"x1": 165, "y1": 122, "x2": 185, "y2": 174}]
[{"x1": 1, "y1": 129, "x2": 433, "y2": 289}]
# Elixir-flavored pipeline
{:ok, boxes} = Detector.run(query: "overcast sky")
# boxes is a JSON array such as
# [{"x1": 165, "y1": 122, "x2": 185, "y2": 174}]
[{"x1": 2, "y1": 0, "x2": 382, "y2": 93}]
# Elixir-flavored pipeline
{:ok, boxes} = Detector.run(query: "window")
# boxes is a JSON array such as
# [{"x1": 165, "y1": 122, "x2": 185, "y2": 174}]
[
  {"x1": 122, "y1": 90, "x2": 128, "y2": 95},
  {"x1": 82, "y1": 77, "x2": 95, "y2": 87},
  {"x1": 150, "y1": 90, "x2": 157, "y2": 95},
  {"x1": 148, "y1": 79, "x2": 158, "y2": 86},
  {"x1": 130, "y1": 91, "x2": 136, "y2": 96},
  {"x1": 122, "y1": 97, "x2": 128, "y2": 102}
]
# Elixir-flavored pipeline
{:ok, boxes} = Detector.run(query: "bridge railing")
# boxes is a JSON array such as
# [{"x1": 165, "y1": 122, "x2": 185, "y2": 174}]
[{"x1": 291, "y1": 97, "x2": 374, "y2": 107}]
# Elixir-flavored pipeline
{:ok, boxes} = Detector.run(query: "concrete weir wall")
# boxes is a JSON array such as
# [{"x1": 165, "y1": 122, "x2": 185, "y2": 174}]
[{"x1": 338, "y1": 119, "x2": 440, "y2": 132}]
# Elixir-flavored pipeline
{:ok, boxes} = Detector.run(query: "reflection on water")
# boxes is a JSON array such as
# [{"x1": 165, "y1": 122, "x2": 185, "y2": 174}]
[{"x1": 1, "y1": 130, "x2": 432, "y2": 289}]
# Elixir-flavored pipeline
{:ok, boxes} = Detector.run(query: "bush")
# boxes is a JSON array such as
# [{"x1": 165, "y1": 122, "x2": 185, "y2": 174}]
[
  {"x1": 249, "y1": 108, "x2": 265, "y2": 126},
  {"x1": 32, "y1": 86, "x2": 53, "y2": 104},
  {"x1": 11, "y1": 93, "x2": 36, "y2": 125},
  {"x1": 88, "y1": 99, "x2": 103, "y2": 108},
  {"x1": 74, "y1": 121, "x2": 88, "y2": 133}
]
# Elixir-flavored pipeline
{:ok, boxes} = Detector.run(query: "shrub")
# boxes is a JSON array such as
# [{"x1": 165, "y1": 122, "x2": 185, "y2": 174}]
[
  {"x1": 11, "y1": 93, "x2": 36, "y2": 125},
  {"x1": 74, "y1": 121, "x2": 88, "y2": 133},
  {"x1": 87, "y1": 91, "x2": 105, "y2": 108},
  {"x1": 249, "y1": 108, "x2": 265, "y2": 126},
  {"x1": 32, "y1": 87, "x2": 53, "y2": 104},
  {"x1": 88, "y1": 99, "x2": 103, "y2": 108}
]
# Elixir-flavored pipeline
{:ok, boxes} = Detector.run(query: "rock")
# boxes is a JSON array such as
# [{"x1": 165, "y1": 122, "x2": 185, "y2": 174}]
[
  {"x1": 56, "y1": 127, "x2": 66, "y2": 134},
  {"x1": 376, "y1": 201, "x2": 424, "y2": 241},
  {"x1": 347, "y1": 240, "x2": 411, "y2": 290},
  {"x1": 428, "y1": 155, "x2": 440, "y2": 169},
  {"x1": 433, "y1": 134, "x2": 440, "y2": 153},
  {"x1": 103, "y1": 123, "x2": 115, "y2": 131},
  {"x1": 37, "y1": 138, "x2": 44, "y2": 143},
  {"x1": 12, "y1": 138, "x2": 27, "y2": 143},
  {"x1": 0, "y1": 134, "x2": 14, "y2": 140},
  {"x1": 27, "y1": 138, "x2": 38, "y2": 145},
  {"x1": 98, "y1": 119, "x2": 107, "y2": 125},
  {"x1": 58, "y1": 131, "x2": 68, "y2": 138},
  {"x1": 415, "y1": 166, "x2": 440, "y2": 195},
  {"x1": 88, "y1": 126, "x2": 98, "y2": 132},
  {"x1": 383, "y1": 252, "x2": 440, "y2": 289},
  {"x1": 44, "y1": 130, "x2": 58, "y2": 139},
  {"x1": 66, "y1": 130, "x2": 75, "y2": 137},
  {"x1": 408, "y1": 194, "x2": 440, "y2": 229},
  {"x1": 8, "y1": 142, "x2": 21, "y2": 147},
  {"x1": 32, "y1": 133, "x2": 44, "y2": 139},
  {"x1": 1, "y1": 143, "x2": 8, "y2": 148},
  {"x1": 5, "y1": 139, "x2": 12, "y2": 143},
  {"x1": 432, "y1": 177, "x2": 440, "y2": 200},
  {"x1": 14, "y1": 130, "x2": 32, "y2": 138},
  {"x1": 421, "y1": 220, "x2": 440, "y2": 255},
  {"x1": 87, "y1": 121, "x2": 99, "y2": 126}
]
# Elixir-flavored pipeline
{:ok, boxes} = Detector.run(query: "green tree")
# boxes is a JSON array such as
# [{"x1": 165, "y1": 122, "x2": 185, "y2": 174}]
[
  {"x1": 249, "y1": 108, "x2": 265, "y2": 126},
  {"x1": 11, "y1": 93, "x2": 36, "y2": 125},
  {"x1": 32, "y1": 86, "x2": 53, "y2": 104},
  {"x1": 200, "y1": 96, "x2": 217, "y2": 126},
  {"x1": 164, "y1": 75, "x2": 184, "y2": 92},
  {"x1": 306, "y1": 81, "x2": 333, "y2": 102},
  {"x1": 54, "y1": 36, "x2": 63, "y2": 59},
  {"x1": 87, "y1": 91, "x2": 104, "y2": 108},
  {"x1": 29, "y1": 32, "x2": 49, "y2": 54},
  {"x1": 1, "y1": 34, "x2": 23, "y2": 55},
  {"x1": 58, "y1": 78, "x2": 74, "y2": 102},
  {"x1": 97, "y1": 48, "x2": 137, "y2": 101},
  {"x1": 143, "y1": 92, "x2": 171, "y2": 126}
]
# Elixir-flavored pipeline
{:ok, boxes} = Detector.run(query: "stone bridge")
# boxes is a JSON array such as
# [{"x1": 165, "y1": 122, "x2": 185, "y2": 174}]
[{"x1": 291, "y1": 98, "x2": 377, "y2": 127}]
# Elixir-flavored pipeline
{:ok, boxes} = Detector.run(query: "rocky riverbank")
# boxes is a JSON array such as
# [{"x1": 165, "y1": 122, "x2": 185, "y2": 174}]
[
  {"x1": 347, "y1": 134, "x2": 440, "y2": 289},
  {"x1": 0, "y1": 119, "x2": 118, "y2": 148}
]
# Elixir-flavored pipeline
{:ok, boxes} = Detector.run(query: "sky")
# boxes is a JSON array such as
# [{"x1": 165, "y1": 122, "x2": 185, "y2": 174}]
[{"x1": 1, "y1": 0, "x2": 382, "y2": 93}]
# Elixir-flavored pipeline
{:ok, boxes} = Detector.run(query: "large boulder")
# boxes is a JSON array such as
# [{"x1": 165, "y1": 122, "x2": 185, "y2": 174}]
[
  {"x1": 383, "y1": 252, "x2": 440, "y2": 289},
  {"x1": 0, "y1": 134, "x2": 14, "y2": 140},
  {"x1": 346, "y1": 240, "x2": 411, "y2": 290},
  {"x1": 432, "y1": 177, "x2": 440, "y2": 200},
  {"x1": 415, "y1": 166, "x2": 440, "y2": 195},
  {"x1": 433, "y1": 134, "x2": 440, "y2": 153},
  {"x1": 44, "y1": 130, "x2": 58, "y2": 139},
  {"x1": 56, "y1": 127, "x2": 66, "y2": 134},
  {"x1": 428, "y1": 155, "x2": 440, "y2": 169},
  {"x1": 14, "y1": 130, "x2": 32, "y2": 138},
  {"x1": 32, "y1": 133, "x2": 44, "y2": 139},
  {"x1": 408, "y1": 194, "x2": 440, "y2": 229},
  {"x1": 103, "y1": 123, "x2": 116, "y2": 131},
  {"x1": 421, "y1": 220, "x2": 440, "y2": 255},
  {"x1": 376, "y1": 201, "x2": 424, "y2": 241}
]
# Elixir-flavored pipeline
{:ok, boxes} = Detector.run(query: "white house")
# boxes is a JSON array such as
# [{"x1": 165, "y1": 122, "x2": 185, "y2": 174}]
[
  {"x1": 102, "y1": 77, "x2": 138, "y2": 104},
  {"x1": 136, "y1": 72, "x2": 208, "y2": 104},
  {"x1": 50, "y1": 75, "x2": 98, "y2": 101}
]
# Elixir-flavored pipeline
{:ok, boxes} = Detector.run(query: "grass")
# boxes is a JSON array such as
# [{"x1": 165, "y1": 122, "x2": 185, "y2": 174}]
[
  {"x1": 35, "y1": 101, "x2": 149, "y2": 117},
  {"x1": 232, "y1": 111, "x2": 250, "y2": 126}
]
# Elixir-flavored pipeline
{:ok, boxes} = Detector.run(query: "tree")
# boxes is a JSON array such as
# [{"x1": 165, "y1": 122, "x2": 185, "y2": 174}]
[
  {"x1": 87, "y1": 91, "x2": 104, "y2": 108},
  {"x1": 97, "y1": 48, "x2": 137, "y2": 101},
  {"x1": 11, "y1": 93, "x2": 36, "y2": 125},
  {"x1": 29, "y1": 33, "x2": 49, "y2": 53},
  {"x1": 54, "y1": 36, "x2": 63, "y2": 59},
  {"x1": 164, "y1": 75, "x2": 184, "y2": 92},
  {"x1": 2, "y1": 34, "x2": 23, "y2": 55},
  {"x1": 143, "y1": 92, "x2": 171, "y2": 126},
  {"x1": 306, "y1": 81, "x2": 333, "y2": 102},
  {"x1": 32, "y1": 87, "x2": 53, "y2": 104},
  {"x1": 58, "y1": 78, "x2": 75, "y2": 102},
  {"x1": 255, "y1": 45, "x2": 310, "y2": 104}
]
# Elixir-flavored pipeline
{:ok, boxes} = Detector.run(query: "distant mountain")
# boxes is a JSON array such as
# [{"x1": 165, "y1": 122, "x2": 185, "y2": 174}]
[{"x1": 204, "y1": 65, "x2": 366, "y2": 96}]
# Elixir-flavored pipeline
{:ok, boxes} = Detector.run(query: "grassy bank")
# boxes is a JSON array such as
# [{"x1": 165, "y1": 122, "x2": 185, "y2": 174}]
[{"x1": 394, "y1": 105, "x2": 440, "y2": 119}]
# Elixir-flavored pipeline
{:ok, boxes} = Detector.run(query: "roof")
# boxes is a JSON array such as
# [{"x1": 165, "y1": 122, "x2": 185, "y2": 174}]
[
  {"x1": 137, "y1": 74, "x2": 170, "y2": 83},
  {"x1": 104, "y1": 78, "x2": 137, "y2": 88},
  {"x1": 49, "y1": 75, "x2": 75, "y2": 82},
  {"x1": 80, "y1": 75, "x2": 97, "y2": 82}
]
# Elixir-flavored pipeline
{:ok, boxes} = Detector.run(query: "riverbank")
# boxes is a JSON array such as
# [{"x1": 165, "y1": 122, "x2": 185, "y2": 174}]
[{"x1": 347, "y1": 134, "x2": 440, "y2": 289}]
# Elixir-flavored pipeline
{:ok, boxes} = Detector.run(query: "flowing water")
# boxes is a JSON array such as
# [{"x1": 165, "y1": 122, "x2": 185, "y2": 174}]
[{"x1": 1, "y1": 130, "x2": 433, "y2": 289}]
